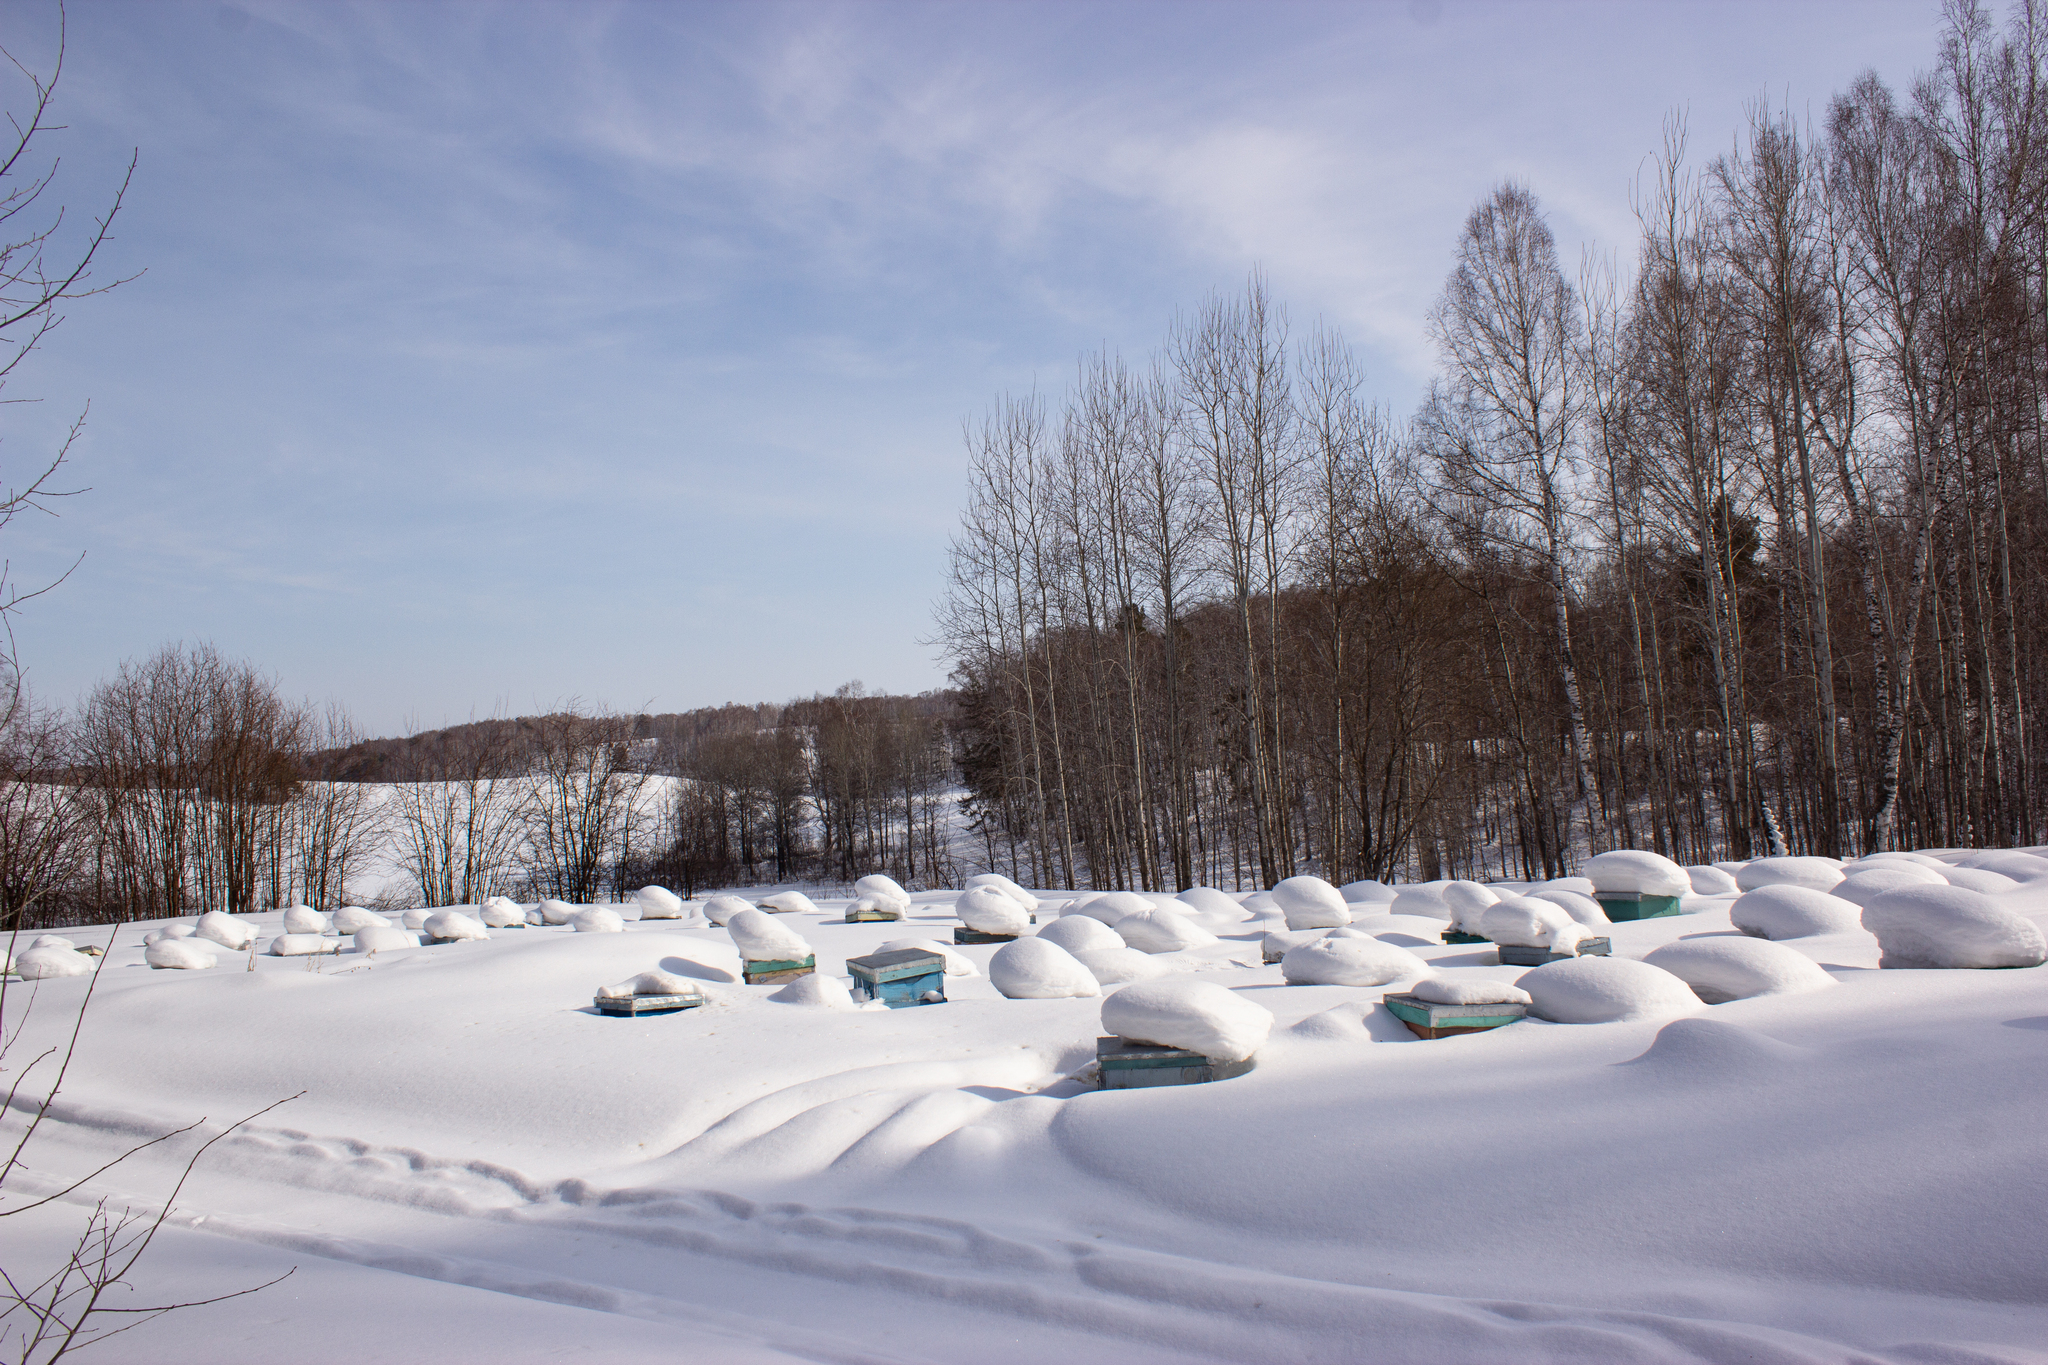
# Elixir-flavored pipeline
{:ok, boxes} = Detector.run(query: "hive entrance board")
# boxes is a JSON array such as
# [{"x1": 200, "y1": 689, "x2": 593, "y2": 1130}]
[
  {"x1": 1496, "y1": 936, "x2": 1611, "y2": 967},
  {"x1": 1381, "y1": 993, "x2": 1527, "y2": 1040},
  {"x1": 846, "y1": 948, "x2": 947, "y2": 1007},
  {"x1": 742, "y1": 955, "x2": 816, "y2": 985},
  {"x1": 1095, "y1": 1037, "x2": 1254, "y2": 1089}
]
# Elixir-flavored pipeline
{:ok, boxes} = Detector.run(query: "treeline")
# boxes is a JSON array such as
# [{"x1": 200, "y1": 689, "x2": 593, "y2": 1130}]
[{"x1": 939, "y1": 5, "x2": 2048, "y2": 891}]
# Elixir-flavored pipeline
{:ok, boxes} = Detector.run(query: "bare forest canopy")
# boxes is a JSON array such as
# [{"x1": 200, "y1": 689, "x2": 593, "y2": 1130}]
[{"x1": 938, "y1": 5, "x2": 2048, "y2": 893}]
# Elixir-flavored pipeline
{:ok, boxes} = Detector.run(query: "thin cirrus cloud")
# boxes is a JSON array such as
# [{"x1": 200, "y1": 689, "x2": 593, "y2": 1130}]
[{"x1": 3, "y1": 0, "x2": 1936, "y2": 734}]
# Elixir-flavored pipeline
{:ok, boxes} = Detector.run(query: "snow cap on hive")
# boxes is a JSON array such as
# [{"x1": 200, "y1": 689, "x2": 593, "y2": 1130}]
[
  {"x1": 14, "y1": 945, "x2": 92, "y2": 979},
  {"x1": 424, "y1": 910, "x2": 489, "y2": 941},
  {"x1": 145, "y1": 938, "x2": 218, "y2": 970},
  {"x1": 281, "y1": 904, "x2": 328, "y2": 935},
  {"x1": 267, "y1": 934, "x2": 332, "y2": 956},
  {"x1": 1389, "y1": 882, "x2": 1452, "y2": 919},
  {"x1": 1731, "y1": 885, "x2": 1866, "y2": 940},
  {"x1": 1176, "y1": 887, "x2": 1245, "y2": 919},
  {"x1": 597, "y1": 969, "x2": 700, "y2": 999},
  {"x1": 966, "y1": 873, "x2": 1040, "y2": 915},
  {"x1": 1735, "y1": 857, "x2": 1845, "y2": 893},
  {"x1": 876, "y1": 938, "x2": 978, "y2": 976},
  {"x1": 1643, "y1": 938, "x2": 1836, "y2": 1003},
  {"x1": 1271, "y1": 876, "x2": 1351, "y2": 930},
  {"x1": 332, "y1": 906, "x2": 389, "y2": 934},
  {"x1": 479, "y1": 898, "x2": 528, "y2": 928},
  {"x1": 1479, "y1": 896, "x2": 1582, "y2": 948},
  {"x1": 702, "y1": 895, "x2": 754, "y2": 926},
  {"x1": 727, "y1": 908, "x2": 811, "y2": 963},
  {"x1": 756, "y1": 890, "x2": 820, "y2": 915},
  {"x1": 770, "y1": 973, "x2": 858, "y2": 1008},
  {"x1": 1113, "y1": 907, "x2": 1217, "y2": 954},
  {"x1": 1517, "y1": 956, "x2": 1702, "y2": 1024},
  {"x1": 1861, "y1": 885, "x2": 2047, "y2": 969},
  {"x1": 1438, "y1": 881, "x2": 1499, "y2": 932},
  {"x1": 1340, "y1": 879, "x2": 1397, "y2": 905},
  {"x1": 1582, "y1": 850, "x2": 1691, "y2": 898},
  {"x1": 354, "y1": 926, "x2": 418, "y2": 953},
  {"x1": 854, "y1": 874, "x2": 912, "y2": 912},
  {"x1": 194, "y1": 911, "x2": 256, "y2": 950},
  {"x1": 537, "y1": 899, "x2": 577, "y2": 925},
  {"x1": 1100, "y1": 978, "x2": 1273, "y2": 1063},
  {"x1": 634, "y1": 886, "x2": 686, "y2": 919},
  {"x1": 988, "y1": 937, "x2": 1099, "y2": 999},
  {"x1": 571, "y1": 907, "x2": 625, "y2": 934},
  {"x1": 1280, "y1": 935, "x2": 1428, "y2": 987},
  {"x1": 1073, "y1": 946, "x2": 1171, "y2": 985},
  {"x1": 1831, "y1": 865, "x2": 1948, "y2": 907},
  {"x1": 1684, "y1": 865, "x2": 1740, "y2": 896},
  {"x1": 1410, "y1": 975, "x2": 1531, "y2": 1006},
  {"x1": 1953, "y1": 849, "x2": 2048, "y2": 881},
  {"x1": 955, "y1": 885, "x2": 1031, "y2": 934},
  {"x1": 1037, "y1": 914, "x2": 1126, "y2": 956},
  {"x1": 403, "y1": 909, "x2": 433, "y2": 931},
  {"x1": 1529, "y1": 888, "x2": 1610, "y2": 928}
]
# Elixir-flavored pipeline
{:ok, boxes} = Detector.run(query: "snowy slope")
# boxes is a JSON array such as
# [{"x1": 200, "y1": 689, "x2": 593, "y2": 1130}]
[{"x1": 5, "y1": 866, "x2": 2048, "y2": 1363}]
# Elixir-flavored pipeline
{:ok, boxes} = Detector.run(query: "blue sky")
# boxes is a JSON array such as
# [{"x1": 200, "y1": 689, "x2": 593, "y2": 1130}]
[{"x1": 4, "y1": 0, "x2": 1939, "y2": 736}]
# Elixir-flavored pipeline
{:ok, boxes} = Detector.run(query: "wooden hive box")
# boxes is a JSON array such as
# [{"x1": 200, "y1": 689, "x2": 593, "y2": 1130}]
[
  {"x1": 1381, "y1": 992, "x2": 1528, "y2": 1039},
  {"x1": 593, "y1": 989, "x2": 705, "y2": 1017},
  {"x1": 742, "y1": 955, "x2": 816, "y2": 986},
  {"x1": 1095, "y1": 1036, "x2": 1255, "y2": 1089},
  {"x1": 1593, "y1": 892, "x2": 1681, "y2": 921},
  {"x1": 1441, "y1": 930, "x2": 1490, "y2": 944},
  {"x1": 846, "y1": 948, "x2": 947, "y2": 1008},
  {"x1": 1495, "y1": 936, "x2": 1611, "y2": 967},
  {"x1": 954, "y1": 927, "x2": 1019, "y2": 945}
]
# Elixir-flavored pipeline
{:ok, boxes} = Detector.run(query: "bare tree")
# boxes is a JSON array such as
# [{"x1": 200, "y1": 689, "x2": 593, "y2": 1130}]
[{"x1": 520, "y1": 707, "x2": 653, "y2": 902}]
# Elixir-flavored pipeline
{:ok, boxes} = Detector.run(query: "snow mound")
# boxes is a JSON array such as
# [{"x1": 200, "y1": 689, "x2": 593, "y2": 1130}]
[
  {"x1": 1583, "y1": 850, "x2": 1691, "y2": 897},
  {"x1": 844, "y1": 894, "x2": 902, "y2": 919},
  {"x1": 1479, "y1": 896, "x2": 1580, "y2": 947},
  {"x1": 876, "y1": 938, "x2": 978, "y2": 977},
  {"x1": 194, "y1": 911, "x2": 256, "y2": 950},
  {"x1": 727, "y1": 908, "x2": 811, "y2": 963},
  {"x1": 1280, "y1": 935, "x2": 1428, "y2": 987},
  {"x1": 332, "y1": 906, "x2": 389, "y2": 934},
  {"x1": 1942, "y1": 867, "x2": 2020, "y2": 895},
  {"x1": 31, "y1": 934, "x2": 75, "y2": 950},
  {"x1": 1685, "y1": 865, "x2": 1740, "y2": 895},
  {"x1": 479, "y1": 898, "x2": 527, "y2": 928},
  {"x1": 403, "y1": 909, "x2": 433, "y2": 931},
  {"x1": 1272, "y1": 876, "x2": 1351, "y2": 929},
  {"x1": 967, "y1": 873, "x2": 1040, "y2": 914},
  {"x1": 1081, "y1": 891, "x2": 1157, "y2": 926},
  {"x1": 1732, "y1": 885, "x2": 1866, "y2": 940},
  {"x1": 1832, "y1": 865, "x2": 1947, "y2": 907},
  {"x1": 1113, "y1": 907, "x2": 1217, "y2": 954},
  {"x1": 1388, "y1": 882, "x2": 1451, "y2": 918},
  {"x1": 267, "y1": 934, "x2": 332, "y2": 956},
  {"x1": 281, "y1": 905, "x2": 328, "y2": 935},
  {"x1": 15, "y1": 945, "x2": 92, "y2": 979},
  {"x1": 756, "y1": 891, "x2": 820, "y2": 915},
  {"x1": 1861, "y1": 886, "x2": 2048, "y2": 970},
  {"x1": 1339, "y1": 879, "x2": 1396, "y2": 905},
  {"x1": 1263, "y1": 928, "x2": 1327, "y2": 961},
  {"x1": 702, "y1": 895, "x2": 754, "y2": 926},
  {"x1": 1853, "y1": 851, "x2": 1950, "y2": 872},
  {"x1": 1529, "y1": 888, "x2": 1610, "y2": 928},
  {"x1": 955, "y1": 886, "x2": 1030, "y2": 934},
  {"x1": 1073, "y1": 946, "x2": 1170, "y2": 985},
  {"x1": 1036, "y1": 914, "x2": 1125, "y2": 955},
  {"x1": 1540, "y1": 876, "x2": 1597, "y2": 896},
  {"x1": 1518, "y1": 956, "x2": 1702, "y2": 1024},
  {"x1": 1175, "y1": 886, "x2": 1245, "y2": 919},
  {"x1": 145, "y1": 939, "x2": 218, "y2": 970},
  {"x1": 1100, "y1": 979, "x2": 1272, "y2": 1062},
  {"x1": 1439, "y1": 880, "x2": 1499, "y2": 932},
  {"x1": 854, "y1": 874, "x2": 912, "y2": 912},
  {"x1": 1736, "y1": 857, "x2": 1845, "y2": 892},
  {"x1": 424, "y1": 910, "x2": 489, "y2": 941},
  {"x1": 634, "y1": 886, "x2": 685, "y2": 919},
  {"x1": 598, "y1": 969, "x2": 701, "y2": 999},
  {"x1": 769, "y1": 973, "x2": 858, "y2": 1009},
  {"x1": 1642, "y1": 938, "x2": 1837, "y2": 1003},
  {"x1": 1954, "y1": 850, "x2": 2048, "y2": 881},
  {"x1": 142, "y1": 924, "x2": 195, "y2": 945},
  {"x1": 1410, "y1": 975, "x2": 1531, "y2": 1006},
  {"x1": 988, "y1": 938, "x2": 1099, "y2": 999},
  {"x1": 537, "y1": 899, "x2": 577, "y2": 925},
  {"x1": 354, "y1": 926, "x2": 419, "y2": 953},
  {"x1": 571, "y1": 907, "x2": 625, "y2": 934}
]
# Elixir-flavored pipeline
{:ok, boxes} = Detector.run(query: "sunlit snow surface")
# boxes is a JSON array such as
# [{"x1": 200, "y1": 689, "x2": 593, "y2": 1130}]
[{"x1": 6, "y1": 861, "x2": 2048, "y2": 1363}]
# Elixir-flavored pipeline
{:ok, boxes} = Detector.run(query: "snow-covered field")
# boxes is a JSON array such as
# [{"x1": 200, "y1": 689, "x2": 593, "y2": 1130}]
[{"x1": 6, "y1": 852, "x2": 2048, "y2": 1363}]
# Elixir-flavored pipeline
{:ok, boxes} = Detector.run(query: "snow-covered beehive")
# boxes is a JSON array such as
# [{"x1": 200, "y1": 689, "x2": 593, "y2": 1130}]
[
  {"x1": 1382, "y1": 976, "x2": 1532, "y2": 1039},
  {"x1": 845, "y1": 948, "x2": 947, "y2": 1008},
  {"x1": 727, "y1": 909, "x2": 816, "y2": 985},
  {"x1": 593, "y1": 970, "x2": 705, "y2": 1017},
  {"x1": 1095, "y1": 980, "x2": 1269, "y2": 1089},
  {"x1": 1582, "y1": 850, "x2": 1690, "y2": 921}
]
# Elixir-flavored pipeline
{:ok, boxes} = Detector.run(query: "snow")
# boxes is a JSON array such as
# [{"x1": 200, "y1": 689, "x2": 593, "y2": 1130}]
[
  {"x1": 353, "y1": 926, "x2": 419, "y2": 953},
  {"x1": 598, "y1": 969, "x2": 702, "y2": 999},
  {"x1": 1861, "y1": 885, "x2": 2048, "y2": 970},
  {"x1": 31, "y1": 934, "x2": 76, "y2": 950},
  {"x1": 1173, "y1": 886, "x2": 1243, "y2": 919},
  {"x1": 142, "y1": 923, "x2": 195, "y2": 944},
  {"x1": 1075, "y1": 890, "x2": 1154, "y2": 925},
  {"x1": 1477, "y1": 895, "x2": 1579, "y2": 947},
  {"x1": 537, "y1": 899, "x2": 577, "y2": 925},
  {"x1": 988, "y1": 938, "x2": 1099, "y2": 999},
  {"x1": 266, "y1": 933, "x2": 333, "y2": 956},
  {"x1": 1270, "y1": 875, "x2": 1350, "y2": 929},
  {"x1": 479, "y1": 897, "x2": 528, "y2": 928},
  {"x1": 1528, "y1": 886, "x2": 1609, "y2": 927},
  {"x1": 143, "y1": 938, "x2": 217, "y2": 970},
  {"x1": 1410, "y1": 975, "x2": 1531, "y2": 1006},
  {"x1": 768, "y1": 973, "x2": 858, "y2": 1009},
  {"x1": 1940, "y1": 866, "x2": 2020, "y2": 895},
  {"x1": 1388, "y1": 881, "x2": 1452, "y2": 917},
  {"x1": 1832, "y1": 864, "x2": 1948, "y2": 906},
  {"x1": 966, "y1": 873, "x2": 1040, "y2": 914},
  {"x1": 1099, "y1": 978, "x2": 1272, "y2": 1062},
  {"x1": 853, "y1": 874, "x2": 911, "y2": 912},
  {"x1": 1035, "y1": 914, "x2": 1125, "y2": 956},
  {"x1": 1279, "y1": 935, "x2": 1429, "y2": 987},
  {"x1": 1110, "y1": 907, "x2": 1217, "y2": 954},
  {"x1": 843, "y1": 893, "x2": 902, "y2": 920},
  {"x1": 331, "y1": 906, "x2": 390, "y2": 934},
  {"x1": 403, "y1": 908, "x2": 433, "y2": 931},
  {"x1": 1582, "y1": 849, "x2": 1690, "y2": 897},
  {"x1": 571, "y1": 907, "x2": 625, "y2": 934},
  {"x1": 1071, "y1": 946, "x2": 1170, "y2": 985},
  {"x1": 1338, "y1": 879, "x2": 1396, "y2": 904},
  {"x1": 424, "y1": 910, "x2": 490, "y2": 942},
  {"x1": 1735, "y1": 856, "x2": 1846, "y2": 892},
  {"x1": 725, "y1": 909, "x2": 811, "y2": 963},
  {"x1": 1732, "y1": 884, "x2": 1867, "y2": 939},
  {"x1": 194, "y1": 911, "x2": 256, "y2": 950},
  {"x1": 1685, "y1": 864, "x2": 1740, "y2": 895},
  {"x1": 14, "y1": 945, "x2": 93, "y2": 978},
  {"x1": 634, "y1": 886, "x2": 686, "y2": 919},
  {"x1": 281, "y1": 904, "x2": 329, "y2": 935},
  {"x1": 9, "y1": 855, "x2": 2048, "y2": 1363},
  {"x1": 954, "y1": 886, "x2": 1031, "y2": 934},
  {"x1": 756, "y1": 891, "x2": 820, "y2": 915},
  {"x1": 1437, "y1": 879, "x2": 1498, "y2": 932},
  {"x1": 1517, "y1": 955, "x2": 1702, "y2": 1023},
  {"x1": 702, "y1": 895, "x2": 754, "y2": 926},
  {"x1": 1954, "y1": 849, "x2": 2048, "y2": 881},
  {"x1": 1641, "y1": 938, "x2": 1837, "y2": 1003}
]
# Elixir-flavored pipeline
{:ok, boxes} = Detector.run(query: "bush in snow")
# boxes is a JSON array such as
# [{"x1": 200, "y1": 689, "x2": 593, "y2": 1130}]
[
  {"x1": 1176, "y1": 887, "x2": 1245, "y2": 918},
  {"x1": 354, "y1": 926, "x2": 418, "y2": 953},
  {"x1": 332, "y1": 906, "x2": 389, "y2": 934},
  {"x1": 1100, "y1": 978, "x2": 1272, "y2": 1063},
  {"x1": 1832, "y1": 865, "x2": 1947, "y2": 907},
  {"x1": 955, "y1": 886, "x2": 1031, "y2": 935},
  {"x1": 1280, "y1": 935, "x2": 1428, "y2": 987},
  {"x1": 1685, "y1": 865, "x2": 1740, "y2": 896},
  {"x1": 1271, "y1": 876, "x2": 1350, "y2": 930},
  {"x1": 1731, "y1": 885, "x2": 1866, "y2": 940},
  {"x1": 479, "y1": 898, "x2": 528, "y2": 928},
  {"x1": 537, "y1": 899, "x2": 577, "y2": 925},
  {"x1": 769, "y1": 973, "x2": 858, "y2": 1008},
  {"x1": 281, "y1": 904, "x2": 328, "y2": 935},
  {"x1": 756, "y1": 891, "x2": 820, "y2": 915},
  {"x1": 14, "y1": 946, "x2": 92, "y2": 979},
  {"x1": 599, "y1": 969, "x2": 700, "y2": 998},
  {"x1": 634, "y1": 886, "x2": 686, "y2": 919},
  {"x1": 145, "y1": 939, "x2": 218, "y2": 970},
  {"x1": 1410, "y1": 975, "x2": 1531, "y2": 1006},
  {"x1": 1037, "y1": 914, "x2": 1125, "y2": 955},
  {"x1": 1389, "y1": 882, "x2": 1452, "y2": 919},
  {"x1": 1735, "y1": 857, "x2": 1845, "y2": 893},
  {"x1": 1643, "y1": 938, "x2": 1835, "y2": 1003},
  {"x1": 1583, "y1": 850, "x2": 1691, "y2": 898},
  {"x1": 1529, "y1": 888, "x2": 1610, "y2": 927},
  {"x1": 876, "y1": 938, "x2": 978, "y2": 976},
  {"x1": 1861, "y1": 885, "x2": 2047, "y2": 970},
  {"x1": 854, "y1": 874, "x2": 912, "y2": 913},
  {"x1": 267, "y1": 934, "x2": 333, "y2": 956},
  {"x1": 702, "y1": 895, "x2": 754, "y2": 926},
  {"x1": 1073, "y1": 946, "x2": 1170, "y2": 985},
  {"x1": 988, "y1": 938, "x2": 1099, "y2": 999},
  {"x1": 1517, "y1": 956, "x2": 1701, "y2": 1024},
  {"x1": 1113, "y1": 908, "x2": 1217, "y2": 954},
  {"x1": 571, "y1": 907, "x2": 625, "y2": 934},
  {"x1": 424, "y1": 910, "x2": 489, "y2": 941},
  {"x1": 726, "y1": 908, "x2": 810, "y2": 963},
  {"x1": 193, "y1": 911, "x2": 256, "y2": 950}
]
